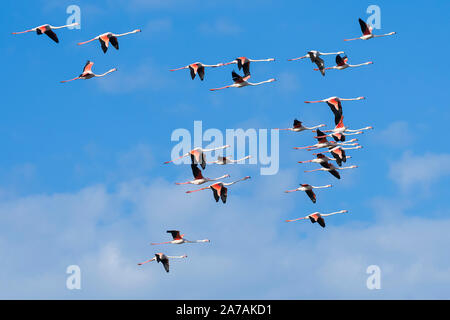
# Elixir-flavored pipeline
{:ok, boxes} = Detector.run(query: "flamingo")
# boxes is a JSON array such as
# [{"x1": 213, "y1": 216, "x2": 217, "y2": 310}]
[
  {"x1": 288, "y1": 50, "x2": 344, "y2": 76},
  {"x1": 175, "y1": 164, "x2": 230, "y2": 185},
  {"x1": 223, "y1": 57, "x2": 275, "y2": 76},
  {"x1": 151, "y1": 230, "x2": 210, "y2": 245},
  {"x1": 210, "y1": 71, "x2": 276, "y2": 91},
  {"x1": 164, "y1": 145, "x2": 230, "y2": 170},
  {"x1": 314, "y1": 54, "x2": 372, "y2": 73},
  {"x1": 137, "y1": 253, "x2": 187, "y2": 273},
  {"x1": 77, "y1": 29, "x2": 141, "y2": 53},
  {"x1": 285, "y1": 184, "x2": 332, "y2": 203},
  {"x1": 170, "y1": 62, "x2": 225, "y2": 80},
  {"x1": 344, "y1": 18, "x2": 396, "y2": 41},
  {"x1": 298, "y1": 153, "x2": 352, "y2": 165},
  {"x1": 304, "y1": 162, "x2": 358, "y2": 179},
  {"x1": 12, "y1": 22, "x2": 79, "y2": 43},
  {"x1": 304, "y1": 96, "x2": 365, "y2": 124},
  {"x1": 186, "y1": 176, "x2": 250, "y2": 203},
  {"x1": 293, "y1": 129, "x2": 358, "y2": 151},
  {"x1": 313, "y1": 145, "x2": 361, "y2": 167},
  {"x1": 286, "y1": 210, "x2": 348, "y2": 228},
  {"x1": 60, "y1": 61, "x2": 117, "y2": 83},
  {"x1": 275, "y1": 119, "x2": 325, "y2": 132},
  {"x1": 208, "y1": 155, "x2": 252, "y2": 165},
  {"x1": 321, "y1": 116, "x2": 373, "y2": 142}
]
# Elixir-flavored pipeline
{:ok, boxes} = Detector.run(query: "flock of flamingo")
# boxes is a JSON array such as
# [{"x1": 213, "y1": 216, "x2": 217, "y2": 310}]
[{"x1": 12, "y1": 17, "x2": 395, "y2": 273}]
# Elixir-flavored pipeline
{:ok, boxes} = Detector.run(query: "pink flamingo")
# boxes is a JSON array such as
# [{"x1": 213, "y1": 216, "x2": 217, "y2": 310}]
[
  {"x1": 137, "y1": 253, "x2": 187, "y2": 273},
  {"x1": 314, "y1": 54, "x2": 373, "y2": 73},
  {"x1": 210, "y1": 71, "x2": 275, "y2": 91},
  {"x1": 275, "y1": 119, "x2": 325, "y2": 133},
  {"x1": 286, "y1": 210, "x2": 348, "y2": 228},
  {"x1": 164, "y1": 145, "x2": 230, "y2": 170},
  {"x1": 170, "y1": 62, "x2": 225, "y2": 80},
  {"x1": 223, "y1": 57, "x2": 275, "y2": 75},
  {"x1": 285, "y1": 184, "x2": 332, "y2": 203},
  {"x1": 151, "y1": 230, "x2": 210, "y2": 245},
  {"x1": 186, "y1": 176, "x2": 251, "y2": 203},
  {"x1": 12, "y1": 22, "x2": 79, "y2": 43},
  {"x1": 344, "y1": 18, "x2": 396, "y2": 41},
  {"x1": 60, "y1": 61, "x2": 117, "y2": 83},
  {"x1": 77, "y1": 29, "x2": 141, "y2": 53}
]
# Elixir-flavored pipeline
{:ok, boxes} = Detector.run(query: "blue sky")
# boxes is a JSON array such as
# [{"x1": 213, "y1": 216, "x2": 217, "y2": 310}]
[{"x1": 1, "y1": 0, "x2": 450, "y2": 299}]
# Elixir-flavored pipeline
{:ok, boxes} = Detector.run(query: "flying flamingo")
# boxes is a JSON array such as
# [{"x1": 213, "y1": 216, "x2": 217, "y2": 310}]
[
  {"x1": 170, "y1": 62, "x2": 225, "y2": 80},
  {"x1": 275, "y1": 119, "x2": 325, "y2": 132},
  {"x1": 164, "y1": 145, "x2": 230, "y2": 170},
  {"x1": 304, "y1": 96, "x2": 365, "y2": 124},
  {"x1": 313, "y1": 145, "x2": 362, "y2": 167},
  {"x1": 288, "y1": 50, "x2": 344, "y2": 76},
  {"x1": 137, "y1": 253, "x2": 187, "y2": 273},
  {"x1": 321, "y1": 116, "x2": 373, "y2": 142},
  {"x1": 223, "y1": 57, "x2": 275, "y2": 76},
  {"x1": 186, "y1": 176, "x2": 251, "y2": 203},
  {"x1": 210, "y1": 71, "x2": 276, "y2": 91},
  {"x1": 208, "y1": 155, "x2": 252, "y2": 165},
  {"x1": 60, "y1": 61, "x2": 117, "y2": 83},
  {"x1": 304, "y1": 162, "x2": 358, "y2": 179},
  {"x1": 314, "y1": 54, "x2": 373, "y2": 73},
  {"x1": 293, "y1": 129, "x2": 358, "y2": 151},
  {"x1": 298, "y1": 153, "x2": 352, "y2": 165},
  {"x1": 344, "y1": 18, "x2": 396, "y2": 41},
  {"x1": 286, "y1": 210, "x2": 348, "y2": 228},
  {"x1": 151, "y1": 230, "x2": 210, "y2": 245},
  {"x1": 77, "y1": 29, "x2": 142, "y2": 53},
  {"x1": 175, "y1": 164, "x2": 230, "y2": 185},
  {"x1": 12, "y1": 22, "x2": 79, "y2": 43},
  {"x1": 285, "y1": 184, "x2": 332, "y2": 203}
]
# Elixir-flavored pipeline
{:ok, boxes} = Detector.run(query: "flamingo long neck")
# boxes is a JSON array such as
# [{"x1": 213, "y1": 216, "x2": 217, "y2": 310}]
[
  {"x1": 51, "y1": 23, "x2": 79, "y2": 29},
  {"x1": 349, "y1": 62, "x2": 372, "y2": 67},
  {"x1": 235, "y1": 155, "x2": 251, "y2": 162},
  {"x1": 96, "y1": 69, "x2": 116, "y2": 77},
  {"x1": 312, "y1": 185, "x2": 332, "y2": 189},
  {"x1": 249, "y1": 58, "x2": 274, "y2": 62},
  {"x1": 320, "y1": 51, "x2": 343, "y2": 56},
  {"x1": 249, "y1": 79, "x2": 273, "y2": 86},
  {"x1": 114, "y1": 30, "x2": 140, "y2": 37}
]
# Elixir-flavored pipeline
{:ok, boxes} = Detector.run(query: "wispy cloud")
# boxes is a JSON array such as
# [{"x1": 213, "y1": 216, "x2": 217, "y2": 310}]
[
  {"x1": 198, "y1": 18, "x2": 243, "y2": 36},
  {"x1": 389, "y1": 152, "x2": 450, "y2": 192}
]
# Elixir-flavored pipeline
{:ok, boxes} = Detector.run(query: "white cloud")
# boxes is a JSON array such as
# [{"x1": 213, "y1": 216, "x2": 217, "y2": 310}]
[
  {"x1": 389, "y1": 152, "x2": 450, "y2": 191},
  {"x1": 374, "y1": 121, "x2": 414, "y2": 147}
]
